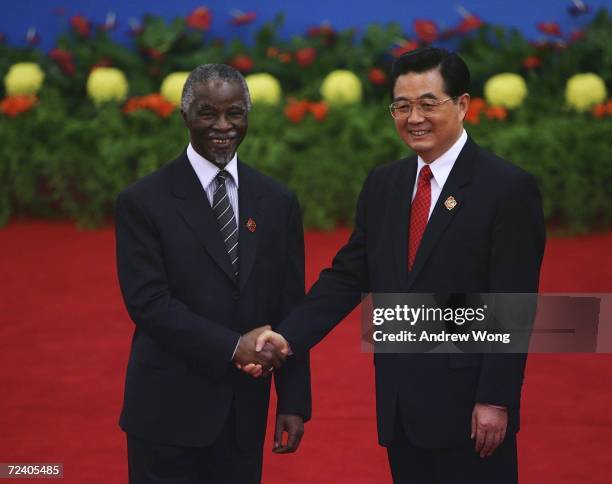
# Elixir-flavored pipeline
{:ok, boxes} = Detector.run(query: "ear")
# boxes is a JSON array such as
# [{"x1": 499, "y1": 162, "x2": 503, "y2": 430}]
[
  {"x1": 180, "y1": 109, "x2": 188, "y2": 126},
  {"x1": 458, "y1": 93, "x2": 470, "y2": 121}
]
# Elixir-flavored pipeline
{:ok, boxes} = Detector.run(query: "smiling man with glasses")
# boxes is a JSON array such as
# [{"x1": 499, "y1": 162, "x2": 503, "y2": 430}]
[{"x1": 245, "y1": 47, "x2": 545, "y2": 484}]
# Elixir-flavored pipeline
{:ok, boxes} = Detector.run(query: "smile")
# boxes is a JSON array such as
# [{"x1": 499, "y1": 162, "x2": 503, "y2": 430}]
[
  {"x1": 211, "y1": 138, "x2": 233, "y2": 146},
  {"x1": 409, "y1": 130, "x2": 430, "y2": 137}
]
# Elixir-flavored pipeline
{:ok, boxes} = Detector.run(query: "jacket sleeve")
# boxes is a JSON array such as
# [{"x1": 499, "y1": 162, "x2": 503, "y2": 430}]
[
  {"x1": 277, "y1": 172, "x2": 373, "y2": 355},
  {"x1": 115, "y1": 189, "x2": 241, "y2": 375},
  {"x1": 476, "y1": 171, "x2": 546, "y2": 407},
  {"x1": 274, "y1": 193, "x2": 312, "y2": 421}
]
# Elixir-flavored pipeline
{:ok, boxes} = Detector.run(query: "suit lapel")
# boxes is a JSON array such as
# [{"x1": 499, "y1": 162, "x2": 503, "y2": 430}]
[
  {"x1": 391, "y1": 157, "x2": 418, "y2": 286},
  {"x1": 406, "y1": 138, "x2": 476, "y2": 289},
  {"x1": 171, "y1": 152, "x2": 237, "y2": 283},
  {"x1": 236, "y1": 160, "x2": 262, "y2": 290}
]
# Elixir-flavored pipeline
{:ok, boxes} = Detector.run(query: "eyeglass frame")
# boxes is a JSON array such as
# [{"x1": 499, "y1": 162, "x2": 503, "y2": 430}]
[{"x1": 388, "y1": 96, "x2": 459, "y2": 119}]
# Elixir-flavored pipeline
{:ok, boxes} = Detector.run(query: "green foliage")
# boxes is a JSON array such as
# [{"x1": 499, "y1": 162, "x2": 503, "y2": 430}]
[
  {"x1": 0, "y1": 9, "x2": 611, "y2": 231},
  {"x1": 2, "y1": 97, "x2": 610, "y2": 231}
]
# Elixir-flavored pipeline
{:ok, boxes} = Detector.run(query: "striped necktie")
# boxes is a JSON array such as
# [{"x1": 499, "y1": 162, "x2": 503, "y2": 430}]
[{"x1": 212, "y1": 170, "x2": 239, "y2": 278}]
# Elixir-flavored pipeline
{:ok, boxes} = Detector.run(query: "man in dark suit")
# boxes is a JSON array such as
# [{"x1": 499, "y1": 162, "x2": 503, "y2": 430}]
[
  {"x1": 246, "y1": 48, "x2": 545, "y2": 483},
  {"x1": 115, "y1": 64, "x2": 311, "y2": 483}
]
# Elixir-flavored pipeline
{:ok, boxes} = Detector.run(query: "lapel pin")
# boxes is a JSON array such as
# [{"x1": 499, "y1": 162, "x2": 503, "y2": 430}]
[
  {"x1": 444, "y1": 196, "x2": 457, "y2": 211},
  {"x1": 246, "y1": 218, "x2": 257, "y2": 232}
]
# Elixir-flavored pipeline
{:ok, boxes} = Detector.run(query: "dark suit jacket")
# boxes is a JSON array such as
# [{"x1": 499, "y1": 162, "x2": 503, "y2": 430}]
[
  {"x1": 277, "y1": 137, "x2": 545, "y2": 448},
  {"x1": 115, "y1": 152, "x2": 311, "y2": 448}
]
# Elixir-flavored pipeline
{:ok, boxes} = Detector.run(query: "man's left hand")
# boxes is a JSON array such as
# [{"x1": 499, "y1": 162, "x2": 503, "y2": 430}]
[
  {"x1": 273, "y1": 414, "x2": 304, "y2": 453},
  {"x1": 471, "y1": 403, "x2": 507, "y2": 458}
]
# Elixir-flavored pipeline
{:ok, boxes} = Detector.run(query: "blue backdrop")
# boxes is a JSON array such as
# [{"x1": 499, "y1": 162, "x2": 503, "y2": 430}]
[{"x1": 3, "y1": 0, "x2": 608, "y2": 51}]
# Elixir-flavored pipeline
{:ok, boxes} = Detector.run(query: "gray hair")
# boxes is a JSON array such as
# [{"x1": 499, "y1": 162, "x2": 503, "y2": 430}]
[{"x1": 181, "y1": 64, "x2": 252, "y2": 113}]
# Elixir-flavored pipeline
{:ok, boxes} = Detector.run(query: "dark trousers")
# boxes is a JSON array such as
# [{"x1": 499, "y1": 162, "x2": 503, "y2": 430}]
[
  {"x1": 387, "y1": 415, "x2": 518, "y2": 484},
  {"x1": 127, "y1": 408, "x2": 263, "y2": 484}
]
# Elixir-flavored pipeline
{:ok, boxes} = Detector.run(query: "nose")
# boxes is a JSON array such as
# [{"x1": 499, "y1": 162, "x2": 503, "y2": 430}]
[
  {"x1": 406, "y1": 105, "x2": 425, "y2": 124},
  {"x1": 214, "y1": 113, "x2": 232, "y2": 131}
]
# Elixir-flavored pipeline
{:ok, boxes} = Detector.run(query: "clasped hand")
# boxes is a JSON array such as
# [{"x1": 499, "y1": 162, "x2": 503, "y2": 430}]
[{"x1": 232, "y1": 326, "x2": 290, "y2": 377}]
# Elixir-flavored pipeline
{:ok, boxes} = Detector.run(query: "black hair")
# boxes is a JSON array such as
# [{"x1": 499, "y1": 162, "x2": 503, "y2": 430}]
[{"x1": 390, "y1": 47, "x2": 470, "y2": 99}]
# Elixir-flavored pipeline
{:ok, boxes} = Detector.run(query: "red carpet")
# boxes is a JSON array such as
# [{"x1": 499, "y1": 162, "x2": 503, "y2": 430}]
[{"x1": 0, "y1": 221, "x2": 611, "y2": 483}]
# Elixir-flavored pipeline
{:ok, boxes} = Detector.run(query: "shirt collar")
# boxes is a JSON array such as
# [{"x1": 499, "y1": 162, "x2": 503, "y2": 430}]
[
  {"x1": 416, "y1": 129, "x2": 467, "y2": 188},
  {"x1": 187, "y1": 143, "x2": 239, "y2": 190}
]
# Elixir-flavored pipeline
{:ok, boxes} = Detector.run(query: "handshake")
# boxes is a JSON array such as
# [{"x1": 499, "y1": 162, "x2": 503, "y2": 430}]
[{"x1": 232, "y1": 325, "x2": 290, "y2": 377}]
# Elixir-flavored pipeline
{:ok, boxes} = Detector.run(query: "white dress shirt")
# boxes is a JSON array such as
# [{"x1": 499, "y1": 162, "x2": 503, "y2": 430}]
[
  {"x1": 186, "y1": 143, "x2": 242, "y2": 359},
  {"x1": 412, "y1": 129, "x2": 468, "y2": 219},
  {"x1": 187, "y1": 143, "x2": 239, "y2": 225}
]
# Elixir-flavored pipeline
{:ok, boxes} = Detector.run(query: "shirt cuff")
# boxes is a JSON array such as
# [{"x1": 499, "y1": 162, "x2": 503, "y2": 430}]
[
  {"x1": 485, "y1": 404, "x2": 507, "y2": 410},
  {"x1": 231, "y1": 336, "x2": 241, "y2": 361}
]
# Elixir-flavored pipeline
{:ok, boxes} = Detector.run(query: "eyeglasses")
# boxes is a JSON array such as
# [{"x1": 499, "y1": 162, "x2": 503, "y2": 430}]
[{"x1": 389, "y1": 96, "x2": 457, "y2": 119}]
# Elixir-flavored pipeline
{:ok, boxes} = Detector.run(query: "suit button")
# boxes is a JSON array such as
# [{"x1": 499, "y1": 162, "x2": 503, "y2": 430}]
[{"x1": 232, "y1": 291, "x2": 240, "y2": 301}]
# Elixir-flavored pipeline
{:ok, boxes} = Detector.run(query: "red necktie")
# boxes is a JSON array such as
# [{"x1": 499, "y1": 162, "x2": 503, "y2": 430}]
[{"x1": 408, "y1": 165, "x2": 433, "y2": 271}]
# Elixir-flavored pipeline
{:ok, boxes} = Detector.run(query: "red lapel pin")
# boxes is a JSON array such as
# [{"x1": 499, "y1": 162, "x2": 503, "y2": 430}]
[{"x1": 246, "y1": 218, "x2": 257, "y2": 232}]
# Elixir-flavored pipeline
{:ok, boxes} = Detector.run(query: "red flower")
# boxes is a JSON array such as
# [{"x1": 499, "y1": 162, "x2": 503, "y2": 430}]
[
  {"x1": 469, "y1": 97, "x2": 487, "y2": 113},
  {"x1": 414, "y1": 20, "x2": 438, "y2": 44},
  {"x1": 278, "y1": 53, "x2": 292, "y2": 63},
  {"x1": 230, "y1": 11, "x2": 256, "y2": 26},
  {"x1": 70, "y1": 15, "x2": 91, "y2": 37},
  {"x1": 456, "y1": 15, "x2": 483, "y2": 34},
  {"x1": 307, "y1": 24, "x2": 335, "y2": 38},
  {"x1": 295, "y1": 47, "x2": 316, "y2": 67},
  {"x1": 230, "y1": 54, "x2": 253, "y2": 72},
  {"x1": 49, "y1": 48, "x2": 72, "y2": 63},
  {"x1": 1, "y1": 95, "x2": 37, "y2": 117},
  {"x1": 568, "y1": 30, "x2": 585, "y2": 43},
  {"x1": 392, "y1": 40, "x2": 419, "y2": 58},
  {"x1": 537, "y1": 22, "x2": 561, "y2": 36},
  {"x1": 186, "y1": 7, "x2": 211, "y2": 31},
  {"x1": 522, "y1": 56, "x2": 542, "y2": 69},
  {"x1": 147, "y1": 48, "x2": 165, "y2": 61},
  {"x1": 284, "y1": 99, "x2": 310, "y2": 124},
  {"x1": 592, "y1": 103, "x2": 607, "y2": 119},
  {"x1": 124, "y1": 94, "x2": 176, "y2": 118},
  {"x1": 606, "y1": 100, "x2": 612, "y2": 115},
  {"x1": 464, "y1": 111, "x2": 480, "y2": 124},
  {"x1": 464, "y1": 97, "x2": 486, "y2": 124},
  {"x1": 49, "y1": 48, "x2": 76, "y2": 77},
  {"x1": 306, "y1": 23, "x2": 336, "y2": 45},
  {"x1": 368, "y1": 68, "x2": 387, "y2": 85},
  {"x1": 309, "y1": 101, "x2": 329, "y2": 122},
  {"x1": 267, "y1": 47, "x2": 279, "y2": 58},
  {"x1": 485, "y1": 106, "x2": 507, "y2": 121}
]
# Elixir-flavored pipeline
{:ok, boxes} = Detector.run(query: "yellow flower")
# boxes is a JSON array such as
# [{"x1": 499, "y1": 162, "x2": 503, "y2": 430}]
[
  {"x1": 484, "y1": 73, "x2": 527, "y2": 109},
  {"x1": 320, "y1": 70, "x2": 362, "y2": 106},
  {"x1": 245, "y1": 73, "x2": 282, "y2": 106},
  {"x1": 4, "y1": 62, "x2": 45, "y2": 95},
  {"x1": 160, "y1": 72, "x2": 189, "y2": 105},
  {"x1": 87, "y1": 67, "x2": 128, "y2": 104},
  {"x1": 565, "y1": 73, "x2": 607, "y2": 111}
]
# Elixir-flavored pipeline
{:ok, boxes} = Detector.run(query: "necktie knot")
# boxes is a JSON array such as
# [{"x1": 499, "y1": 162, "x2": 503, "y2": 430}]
[
  {"x1": 419, "y1": 165, "x2": 433, "y2": 182},
  {"x1": 216, "y1": 170, "x2": 228, "y2": 184}
]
